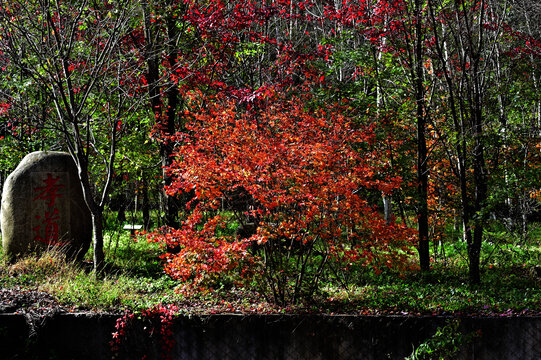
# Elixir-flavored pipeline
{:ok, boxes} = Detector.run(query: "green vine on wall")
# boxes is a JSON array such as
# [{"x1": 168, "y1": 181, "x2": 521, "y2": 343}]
[{"x1": 405, "y1": 319, "x2": 480, "y2": 360}]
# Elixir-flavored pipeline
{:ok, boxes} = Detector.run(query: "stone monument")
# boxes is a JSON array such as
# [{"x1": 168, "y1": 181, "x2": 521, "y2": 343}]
[{"x1": 1, "y1": 151, "x2": 92, "y2": 261}]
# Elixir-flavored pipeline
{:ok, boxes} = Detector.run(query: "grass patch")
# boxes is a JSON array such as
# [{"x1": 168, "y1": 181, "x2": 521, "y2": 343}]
[
  {"x1": 319, "y1": 262, "x2": 541, "y2": 315},
  {"x1": 316, "y1": 223, "x2": 541, "y2": 315},
  {"x1": 0, "y1": 231, "x2": 182, "y2": 312}
]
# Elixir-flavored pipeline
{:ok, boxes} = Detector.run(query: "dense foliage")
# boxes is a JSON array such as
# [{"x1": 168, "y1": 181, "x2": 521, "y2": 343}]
[
  {"x1": 152, "y1": 91, "x2": 416, "y2": 303},
  {"x1": 0, "y1": 0, "x2": 540, "y2": 304}
]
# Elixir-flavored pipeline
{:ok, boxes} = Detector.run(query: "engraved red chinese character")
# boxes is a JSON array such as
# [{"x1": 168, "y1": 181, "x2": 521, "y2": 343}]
[
  {"x1": 33, "y1": 173, "x2": 65, "y2": 208},
  {"x1": 33, "y1": 208, "x2": 64, "y2": 245}
]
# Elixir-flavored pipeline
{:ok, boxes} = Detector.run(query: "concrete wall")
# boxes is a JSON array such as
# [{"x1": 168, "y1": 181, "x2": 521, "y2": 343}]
[{"x1": 1, "y1": 313, "x2": 540, "y2": 359}]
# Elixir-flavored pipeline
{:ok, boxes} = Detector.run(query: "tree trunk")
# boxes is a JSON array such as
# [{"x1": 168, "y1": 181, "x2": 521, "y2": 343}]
[
  {"x1": 92, "y1": 211, "x2": 105, "y2": 272},
  {"x1": 468, "y1": 0, "x2": 488, "y2": 284},
  {"x1": 468, "y1": 215, "x2": 483, "y2": 284},
  {"x1": 117, "y1": 203, "x2": 127, "y2": 222},
  {"x1": 383, "y1": 194, "x2": 392, "y2": 225},
  {"x1": 469, "y1": 128, "x2": 486, "y2": 285},
  {"x1": 464, "y1": 222, "x2": 481, "y2": 284},
  {"x1": 414, "y1": 0, "x2": 430, "y2": 272},
  {"x1": 161, "y1": 14, "x2": 181, "y2": 228},
  {"x1": 417, "y1": 112, "x2": 430, "y2": 272},
  {"x1": 140, "y1": 0, "x2": 180, "y2": 228},
  {"x1": 142, "y1": 175, "x2": 151, "y2": 229},
  {"x1": 75, "y1": 155, "x2": 108, "y2": 273}
]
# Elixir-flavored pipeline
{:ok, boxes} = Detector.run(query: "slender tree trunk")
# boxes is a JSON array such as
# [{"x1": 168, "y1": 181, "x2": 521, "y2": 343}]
[
  {"x1": 117, "y1": 197, "x2": 127, "y2": 222},
  {"x1": 140, "y1": 0, "x2": 161, "y2": 115},
  {"x1": 383, "y1": 194, "x2": 392, "y2": 225},
  {"x1": 462, "y1": 219, "x2": 479, "y2": 283},
  {"x1": 417, "y1": 108, "x2": 430, "y2": 272},
  {"x1": 70, "y1": 119, "x2": 116, "y2": 273},
  {"x1": 161, "y1": 13, "x2": 181, "y2": 228},
  {"x1": 75, "y1": 154, "x2": 108, "y2": 273},
  {"x1": 414, "y1": 0, "x2": 430, "y2": 272},
  {"x1": 140, "y1": 0, "x2": 180, "y2": 228},
  {"x1": 469, "y1": 124, "x2": 485, "y2": 284},
  {"x1": 73, "y1": 155, "x2": 103, "y2": 271},
  {"x1": 142, "y1": 174, "x2": 151, "y2": 229},
  {"x1": 466, "y1": 0, "x2": 488, "y2": 285},
  {"x1": 92, "y1": 212, "x2": 105, "y2": 272}
]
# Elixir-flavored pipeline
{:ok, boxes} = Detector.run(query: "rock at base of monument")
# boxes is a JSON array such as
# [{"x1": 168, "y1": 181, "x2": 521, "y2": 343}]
[{"x1": 1, "y1": 151, "x2": 92, "y2": 262}]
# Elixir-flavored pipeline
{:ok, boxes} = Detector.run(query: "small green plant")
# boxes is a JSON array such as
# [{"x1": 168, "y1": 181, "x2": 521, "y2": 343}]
[{"x1": 405, "y1": 320, "x2": 478, "y2": 360}]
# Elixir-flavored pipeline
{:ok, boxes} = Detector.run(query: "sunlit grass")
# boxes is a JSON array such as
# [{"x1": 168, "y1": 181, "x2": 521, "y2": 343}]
[{"x1": 0, "y1": 230, "x2": 182, "y2": 312}]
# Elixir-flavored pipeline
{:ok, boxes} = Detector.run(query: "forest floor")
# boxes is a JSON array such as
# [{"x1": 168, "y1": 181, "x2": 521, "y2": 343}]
[
  {"x1": 1, "y1": 223, "x2": 541, "y2": 317},
  {"x1": 0, "y1": 287, "x2": 71, "y2": 317}
]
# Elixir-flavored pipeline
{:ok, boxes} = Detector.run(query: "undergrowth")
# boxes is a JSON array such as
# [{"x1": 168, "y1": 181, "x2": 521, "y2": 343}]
[
  {"x1": 0, "y1": 231, "x2": 182, "y2": 312},
  {"x1": 0, "y1": 219, "x2": 540, "y2": 314}
]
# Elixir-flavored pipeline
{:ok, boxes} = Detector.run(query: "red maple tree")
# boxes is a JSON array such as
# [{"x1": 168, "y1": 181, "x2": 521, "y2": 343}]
[{"x1": 151, "y1": 89, "x2": 416, "y2": 303}]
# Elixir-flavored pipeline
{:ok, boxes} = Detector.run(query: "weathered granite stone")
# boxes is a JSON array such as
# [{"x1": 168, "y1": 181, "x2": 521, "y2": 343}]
[{"x1": 1, "y1": 151, "x2": 92, "y2": 261}]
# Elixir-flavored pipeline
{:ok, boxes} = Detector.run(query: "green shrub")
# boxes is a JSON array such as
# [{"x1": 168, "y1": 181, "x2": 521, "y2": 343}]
[{"x1": 406, "y1": 320, "x2": 478, "y2": 360}]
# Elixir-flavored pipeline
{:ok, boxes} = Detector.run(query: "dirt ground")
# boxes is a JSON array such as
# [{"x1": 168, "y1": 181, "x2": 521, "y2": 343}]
[{"x1": 0, "y1": 287, "x2": 68, "y2": 315}]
